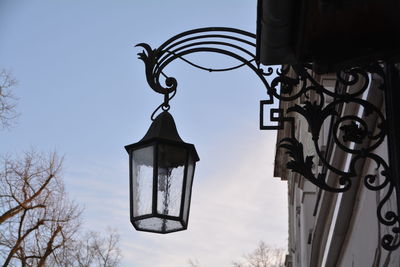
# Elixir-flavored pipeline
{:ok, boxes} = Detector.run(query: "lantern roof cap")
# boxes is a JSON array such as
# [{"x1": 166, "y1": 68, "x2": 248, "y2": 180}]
[
  {"x1": 140, "y1": 111, "x2": 184, "y2": 143},
  {"x1": 125, "y1": 111, "x2": 199, "y2": 162}
]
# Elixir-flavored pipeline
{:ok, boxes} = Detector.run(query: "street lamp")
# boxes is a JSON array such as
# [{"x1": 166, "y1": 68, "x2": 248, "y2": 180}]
[
  {"x1": 131, "y1": 22, "x2": 400, "y2": 250},
  {"x1": 125, "y1": 110, "x2": 199, "y2": 233}
]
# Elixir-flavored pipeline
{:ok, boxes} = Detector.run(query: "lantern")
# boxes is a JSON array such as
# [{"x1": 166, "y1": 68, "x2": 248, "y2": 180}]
[{"x1": 125, "y1": 111, "x2": 199, "y2": 233}]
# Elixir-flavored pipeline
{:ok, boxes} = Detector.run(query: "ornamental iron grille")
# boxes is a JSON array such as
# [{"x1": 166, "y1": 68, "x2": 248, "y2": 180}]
[{"x1": 136, "y1": 27, "x2": 400, "y2": 251}]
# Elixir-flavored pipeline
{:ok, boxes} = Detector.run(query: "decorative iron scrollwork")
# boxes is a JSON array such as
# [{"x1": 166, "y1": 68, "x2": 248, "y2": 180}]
[
  {"x1": 271, "y1": 62, "x2": 399, "y2": 251},
  {"x1": 136, "y1": 27, "x2": 400, "y2": 251}
]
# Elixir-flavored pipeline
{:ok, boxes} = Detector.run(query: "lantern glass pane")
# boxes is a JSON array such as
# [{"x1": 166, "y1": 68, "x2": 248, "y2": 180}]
[
  {"x1": 131, "y1": 145, "x2": 154, "y2": 217},
  {"x1": 157, "y1": 144, "x2": 186, "y2": 217},
  {"x1": 183, "y1": 153, "x2": 195, "y2": 224},
  {"x1": 135, "y1": 218, "x2": 182, "y2": 232}
]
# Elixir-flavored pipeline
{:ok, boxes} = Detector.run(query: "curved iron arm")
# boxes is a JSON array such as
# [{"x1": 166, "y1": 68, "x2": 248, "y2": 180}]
[
  {"x1": 136, "y1": 27, "x2": 269, "y2": 96},
  {"x1": 136, "y1": 27, "x2": 400, "y2": 251}
]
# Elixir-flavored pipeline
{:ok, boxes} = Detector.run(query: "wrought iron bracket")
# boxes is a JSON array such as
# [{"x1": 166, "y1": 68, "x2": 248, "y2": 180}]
[{"x1": 136, "y1": 27, "x2": 400, "y2": 251}]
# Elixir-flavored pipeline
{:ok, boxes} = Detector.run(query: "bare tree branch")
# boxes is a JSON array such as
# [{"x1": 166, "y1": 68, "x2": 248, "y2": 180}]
[
  {"x1": 2, "y1": 209, "x2": 44, "y2": 267},
  {"x1": 0, "y1": 69, "x2": 18, "y2": 129},
  {"x1": 188, "y1": 259, "x2": 201, "y2": 267},
  {"x1": 37, "y1": 225, "x2": 62, "y2": 267},
  {"x1": 91, "y1": 228, "x2": 121, "y2": 267},
  {"x1": 0, "y1": 151, "x2": 80, "y2": 267},
  {"x1": 0, "y1": 152, "x2": 62, "y2": 224},
  {"x1": 232, "y1": 241, "x2": 286, "y2": 267},
  {"x1": 0, "y1": 151, "x2": 122, "y2": 267}
]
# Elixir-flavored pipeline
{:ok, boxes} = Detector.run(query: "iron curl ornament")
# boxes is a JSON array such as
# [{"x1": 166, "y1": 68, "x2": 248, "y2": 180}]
[{"x1": 136, "y1": 27, "x2": 400, "y2": 251}]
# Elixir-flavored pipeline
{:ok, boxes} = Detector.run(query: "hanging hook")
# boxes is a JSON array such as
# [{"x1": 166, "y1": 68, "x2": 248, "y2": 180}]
[
  {"x1": 151, "y1": 90, "x2": 176, "y2": 121},
  {"x1": 163, "y1": 93, "x2": 170, "y2": 110}
]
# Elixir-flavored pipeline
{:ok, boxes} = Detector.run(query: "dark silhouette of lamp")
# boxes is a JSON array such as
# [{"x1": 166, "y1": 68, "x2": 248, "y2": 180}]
[{"x1": 125, "y1": 111, "x2": 199, "y2": 233}]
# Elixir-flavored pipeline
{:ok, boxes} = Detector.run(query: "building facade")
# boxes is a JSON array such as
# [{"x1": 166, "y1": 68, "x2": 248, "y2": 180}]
[{"x1": 273, "y1": 66, "x2": 400, "y2": 267}]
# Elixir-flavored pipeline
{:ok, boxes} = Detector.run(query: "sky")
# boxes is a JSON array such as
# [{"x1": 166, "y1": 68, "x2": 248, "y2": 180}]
[{"x1": 0, "y1": 1, "x2": 288, "y2": 266}]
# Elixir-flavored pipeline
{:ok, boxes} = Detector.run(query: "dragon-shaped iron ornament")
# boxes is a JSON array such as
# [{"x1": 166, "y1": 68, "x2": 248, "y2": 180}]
[{"x1": 136, "y1": 27, "x2": 400, "y2": 251}]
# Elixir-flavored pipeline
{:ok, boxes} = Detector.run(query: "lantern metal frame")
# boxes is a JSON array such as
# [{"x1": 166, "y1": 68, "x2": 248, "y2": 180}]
[
  {"x1": 125, "y1": 111, "x2": 199, "y2": 234},
  {"x1": 135, "y1": 27, "x2": 400, "y2": 250}
]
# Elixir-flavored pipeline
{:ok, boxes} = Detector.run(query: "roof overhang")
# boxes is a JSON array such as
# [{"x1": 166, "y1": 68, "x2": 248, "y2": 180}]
[{"x1": 257, "y1": 0, "x2": 400, "y2": 72}]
